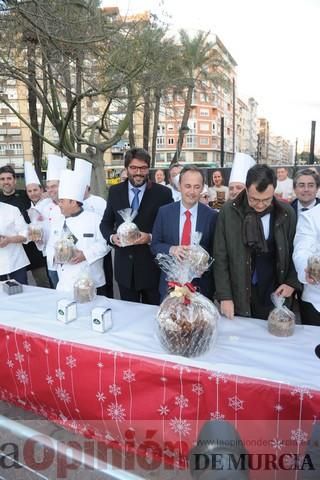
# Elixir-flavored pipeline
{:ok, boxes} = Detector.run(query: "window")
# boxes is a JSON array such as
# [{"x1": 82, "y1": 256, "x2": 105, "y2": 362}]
[
  {"x1": 167, "y1": 124, "x2": 174, "y2": 131},
  {"x1": 200, "y1": 93, "x2": 208, "y2": 102},
  {"x1": 200, "y1": 108, "x2": 209, "y2": 117},
  {"x1": 194, "y1": 152, "x2": 208, "y2": 162},
  {"x1": 200, "y1": 137, "x2": 209, "y2": 145},
  {"x1": 199, "y1": 122, "x2": 210, "y2": 131},
  {"x1": 168, "y1": 138, "x2": 174, "y2": 145},
  {"x1": 156, "y1": 137, "x2": 165, "y2": 146}
]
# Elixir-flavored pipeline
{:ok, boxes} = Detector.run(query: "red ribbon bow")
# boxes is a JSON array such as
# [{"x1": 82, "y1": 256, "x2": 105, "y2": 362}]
[{"x1": 167, "y1": 281, "x2": 196, "y2": 305}]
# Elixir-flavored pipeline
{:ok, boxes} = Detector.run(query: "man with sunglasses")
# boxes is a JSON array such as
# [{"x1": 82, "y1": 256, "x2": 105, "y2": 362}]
[
  {"x1": 100, "y1": 148, "x2": 173, "y2": 304},
  {"x1": 213, "y1": 164, "x2": 300, "y2": 320}
]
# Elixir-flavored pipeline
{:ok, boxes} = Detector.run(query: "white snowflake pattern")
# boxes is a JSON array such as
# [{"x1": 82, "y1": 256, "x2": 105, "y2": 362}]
[
  {"x1": 169, "y1": 417, "x2": 191, "y2": 437},
  {"x1": 208, "y1": 371, "x2": 228, "y2": 384},
  {"x1": 44, "y1": 348, "x2": 49, "y2": 354},
  {"x1": 271, "y1": 438, "x2": 284, "y2": 450},
  {"x1": 160, "y1": 376, "x2": 168, "y2": 382},
  {"x1": 14, "y1": 352, "x2": 24, "y2": 362},
  {"x1": 210, "y1": 411, "x2": 225, "y2": 420},
  {"x1": 175, "y1": 394, "x2": 189, "y2": 408},
  {"x1": 96, "y1": 391, "x2": 106, "y2": 402},
  {"x1": 158, "y1": 404, "x2": 170, "y2": 416},
  {"x1": 55, "y1": 387, "x2": 71, "y2": 403},
  {"x1": 105, "y1": 431, "x2": 115, "y2": 442},
  {"x1": 97, "y1": 362, "x2": 104, "y2": 368},
  {"x1": 228, "y1": 395, "x2": 244, "y2": 411},
  {"x1": 291, "y1": 428, "x2": 308, "y2": 445},
  {"x1": 55, "y1": 369, "x2": 65, "y2": 380},
  {"x1": 109, "y1": 384, "x2": 121, "y2": 396},
  {"x1": 274, "y1": 404, "x2": 283, "y2": 412},
  {"x1": 291, "y1": 386, "x2": 313, "y2": 401},
  {"x1": 282, "y1": 454, "x2": 305, "y2": 470},
  {"x1": 46, "y1": 375, "x2": 54, "y2": 385},
  {"x1": 66, "y1": 355, "x2": 77, "y2": 368},
  {"x1": 70, "y1": 420, "x2": 78, "y2": 430},
  {"x1": 16, "y1": 369, "x2": 29, "y2": 384},
  {"x1": 6, "y1": 360, "x2": 14, "y2": 368},
  {"x1": 23, "y1": 341, "x2": 31, "y2": 352},
  {"x1": 192, "y1": 383, "x2": 204, "y2": 396},
  {"x1": 107, "y1": 402, "x2": 126, "y2": 422},
  {"x1": 123, "y1": 369, "x2": 135, "y2": 383}
]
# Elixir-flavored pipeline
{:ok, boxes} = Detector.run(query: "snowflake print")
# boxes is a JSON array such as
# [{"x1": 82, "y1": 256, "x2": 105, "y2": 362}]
[
  {"x1": 97, "y1": 362, "x2": 104, "y2": 368},
  {"x1": 55, "y1": 369, "x2": 65, "y2": 380},
  {"x1": 6, "y1": 360, "x2": 14, "y2": 368},
  {"x1": 14, "y1": 352, "x2": 24, "y2": 362},
  {"x1": 109, "y1": 384, "x2": 121, "y2": 396},
  {"x1": 123, "y1": 369, "x2": 135, "y2": 383},
  {"x1": 16, "y1": 369, "x2": 29, "y2": 384},
  {"x1": 169, "y1": 418, "x2": 191, "y2": 437},
  {"x1": 107, "y1": 403, "x2": 126, "y2": 422},
  {"x1": 70, "y1": 420, "x2": 78, "y2": 430},
  {"x1": 55, "y1": 387, "x2": 71, "y2": 403},
  {"x1": 175, "y1": 394, "x2": 189, "y2": 408},
  {"x1": 160, "y1": 376, "x2": 168, "y2": 382},
  {"x1": 291, "y1": 428, "x2": 308, "y2": 445},
  {"x1": 44, "y1": 348, "x2": 49, "y2": 354},
  {"x1": 23, "y1": 341, "x2": 31, "y2": 352},
  {"x1": 59, "y1": 412, "x2": 68, "y2": 423},
  {"x1": 291, "y1": 386, "x2": 313, "y2": 400},
  {"x1": 192, "y1": 384, "x2": 204, "y2": 396},
  {"x1": 282, "y1": 454, "x2": 305, "y2": 470},
  {"x1": 96, "y1": 391, "x2": 106, "y2": 402},
  {"x1": 208, "y1": 372, "x2": 228, "y2": 384},
  {"x1": 66, "y1": 355, "x2": 77, "y2": 368},
  {"x1": 172, "y1": 365, "x2": 191, "y2": 374},
  {"x1": 105, "y1": 431, "x2": 115, "y2": 442},
  {"x1": 158, "y1": 404, "x2": 170, "y2": 416},
  {"x1": 46, "y1": 375, "x2": 54, "y2": 385},
  {"x1": 228, "y1": 395, "x2": 244, "y2": 411},
  {"x1": 271, "y1": 438, "x2": 284, "y2": 450},
  {"x1": 274, "y1": 404, "x2": 283, "y2": 412},
  {"x1": 210, "y1": 411, "x2": 225, "y2": 420}
]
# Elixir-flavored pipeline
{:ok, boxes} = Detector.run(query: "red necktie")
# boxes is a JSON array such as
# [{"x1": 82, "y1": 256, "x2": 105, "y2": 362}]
[{"x1": 181, "y1": 210, "x2": 191, "y2": 245}]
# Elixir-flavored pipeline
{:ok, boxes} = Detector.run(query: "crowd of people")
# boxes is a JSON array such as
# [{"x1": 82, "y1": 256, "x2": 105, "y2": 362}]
[{"x1": 0, "y1": 148, "x2": 319, "y2": 327}]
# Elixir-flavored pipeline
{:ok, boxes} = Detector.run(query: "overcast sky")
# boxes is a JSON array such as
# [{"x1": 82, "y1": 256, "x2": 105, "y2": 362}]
[{"x1": 103, "y1": 0, "x2": 320, "y2": 150}]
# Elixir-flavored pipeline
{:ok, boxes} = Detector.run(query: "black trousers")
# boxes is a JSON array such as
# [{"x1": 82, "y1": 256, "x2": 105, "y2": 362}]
[
  {"x1": 250, "y1": 284, "x2": 273, "y2": 320},
  {"x1": 118, "y1": 284, "x2": 160, "y2": 306},
  {"x1": 300, "y1": 300, "x2": 320, "y2": 327},
  {"x1": 103, "y1": 252, "x2": 114, "y2": 298}
]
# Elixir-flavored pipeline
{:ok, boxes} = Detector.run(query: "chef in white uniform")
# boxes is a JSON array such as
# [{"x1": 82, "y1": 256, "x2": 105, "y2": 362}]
[
  {"x1": 46, "y1": 169, "x2": 110, "y2": 294},
  {"x1": 0, "y1": 202, "x2": 29, "y2": 283},
  {"x1": 37, "y1": 154, "x2": 67, "y2": 287}
]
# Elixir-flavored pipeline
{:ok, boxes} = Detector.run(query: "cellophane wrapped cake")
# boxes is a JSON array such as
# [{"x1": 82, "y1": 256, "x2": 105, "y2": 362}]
[
  {"x1": 184, "y1": 232, "x2": 212, "y2": 278},
  {"x1": 307, "y1": 255, "x2": 320, "y2": 283},
  {"x1": 117, "y1": 209, "x2": 141, "y2": 247},
  {"x1": 267, "y1": 293, "x2": 295, "y2": 337},
  {"x1": 54, "y1": 235, "x2": 75, "y2": 264},
  {"x1": 156, "y1": 253, "x2": 219, "y2": 357},
  {"x1": 28, "y1": 223, "x2": 43, "y2": 242},
  {"x1": 74, "y1": 269, "x2": 96, "y2": 303}
]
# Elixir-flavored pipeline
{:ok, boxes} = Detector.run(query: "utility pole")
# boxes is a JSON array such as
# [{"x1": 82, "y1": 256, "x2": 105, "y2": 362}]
[{"x1": 310, "y1": 121, "x2": 316, "y2": 164}]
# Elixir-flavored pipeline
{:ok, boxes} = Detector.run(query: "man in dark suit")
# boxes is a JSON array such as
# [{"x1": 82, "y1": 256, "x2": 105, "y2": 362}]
[
  {"x1": 291, "y1": 168, "x2": 320, "y2": 216},
  {"x1": 100, "y1": 148, "x2": 173, "y2": 305},
  {"x1": 151, "y1": 165, "x2": 218, "y2": 300}
]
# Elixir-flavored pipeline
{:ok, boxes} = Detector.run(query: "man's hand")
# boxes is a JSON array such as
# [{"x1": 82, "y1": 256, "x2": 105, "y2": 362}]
[
  {"x1": 70, "y1": 249, "x2": 86, "y2": 264},
  {"x1": 0, "y1": 236, "x2": 10, "y2": 248},
  {"x1": 220, "y1": 300, "x2": 235, "y2": 320},
  {"x1": 274, "y1": 284, "x2": 295, "y2": 297},
  {"x1": 111, "y1": 234, "x2": 122, "y2": 247},
  {"x1": 305, "y1": 268, "x2": 320, "y2": 285},
  {"x1": 133, "y1": 232, "x2": 150, "y2": 245},
  {"x1": 169, "y1": 245, "x2": 190, "y2": 261}
]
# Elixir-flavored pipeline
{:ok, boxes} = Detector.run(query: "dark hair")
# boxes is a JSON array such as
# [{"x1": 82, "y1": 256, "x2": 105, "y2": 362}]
[
  {"x1": 179, "y1": 165, "x2": 205, "y2": 185},
  {"x1": 0, "y1": 164, "x2": 16, "y2": 178},
  {"x1": 293, "y1": 168, "x2": 320, "y2": 189},
  {"x1": 124, "y1": 148, "x2": 150, "y2": 168},
  {"x1": 246, "y1": 164, "x2": 276, "y2": 191}
]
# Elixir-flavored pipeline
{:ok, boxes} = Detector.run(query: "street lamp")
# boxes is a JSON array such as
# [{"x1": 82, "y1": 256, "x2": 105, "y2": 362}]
[{"x1": 170, "y1": 124, "x2": 190, "y2": 166}]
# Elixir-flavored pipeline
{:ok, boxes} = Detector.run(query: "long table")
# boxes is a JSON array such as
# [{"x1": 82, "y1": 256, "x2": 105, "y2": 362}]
[{"x1": 0, "y1": 285, "x2": 319, "y2": 479}]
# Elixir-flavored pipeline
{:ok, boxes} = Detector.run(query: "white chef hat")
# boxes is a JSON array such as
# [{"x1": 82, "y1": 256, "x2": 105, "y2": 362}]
[
  {"x1": 229, "y1": 153, "x2": 256, "y2": 185},
  {"x1": 74, "y1": 158, "x2": 92, "y2": 187},
  {"x1": 46, "y1": 154, "x2": 67, "y2": 182},
  {"x1": 58, "y1": 169, "x2": 87, "y2": 203},
  {"x1": 24, "y1": 161, "x2": 41, "y2": 186}
]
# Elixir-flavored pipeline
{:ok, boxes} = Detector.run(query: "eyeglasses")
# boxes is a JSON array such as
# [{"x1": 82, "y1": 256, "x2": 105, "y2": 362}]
[
  {"x1": 247, "y1": 195, "x2": 273, "y2": 207},
  {"x1": 128, "y1": 165, "x2": 149, "y2": 173}
]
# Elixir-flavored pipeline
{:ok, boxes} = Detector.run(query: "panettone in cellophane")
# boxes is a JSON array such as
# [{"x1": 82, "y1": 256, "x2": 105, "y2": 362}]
[{"x1": 117, "y1": 208, "x2": 141, "y2": 247}]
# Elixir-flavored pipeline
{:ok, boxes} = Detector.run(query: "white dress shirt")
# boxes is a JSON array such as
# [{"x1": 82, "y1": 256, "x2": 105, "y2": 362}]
[
  {"x1": 179, "y1": 202, "x2": 198, "y2": 244},
  {"x1": 0, "y1": 203, "x2": 29, "y2": 275}
]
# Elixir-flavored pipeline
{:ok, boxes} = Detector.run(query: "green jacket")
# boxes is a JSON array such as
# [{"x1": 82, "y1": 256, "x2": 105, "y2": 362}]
[{"x1": 213, "y1": 190, "x2": 300, "y2": 317}]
